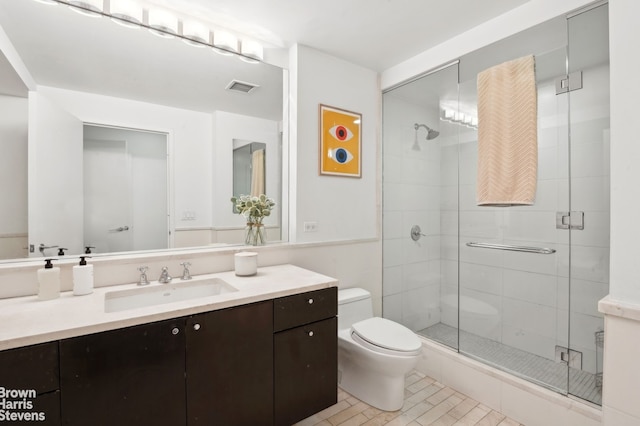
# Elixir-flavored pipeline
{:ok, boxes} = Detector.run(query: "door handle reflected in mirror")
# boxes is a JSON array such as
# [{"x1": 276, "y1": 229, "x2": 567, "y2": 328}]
[{"x1": 108, "y1": 226, "x2": 130, "y2": 233}]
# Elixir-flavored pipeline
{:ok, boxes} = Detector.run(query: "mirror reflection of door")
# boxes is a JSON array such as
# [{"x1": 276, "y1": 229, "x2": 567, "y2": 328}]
[
  {"x1": 232, "y1": 140, "x2": 267, "y2": 211},
  {"x1": 83, "y1": 125, "x2": 168, "y2": 254}
]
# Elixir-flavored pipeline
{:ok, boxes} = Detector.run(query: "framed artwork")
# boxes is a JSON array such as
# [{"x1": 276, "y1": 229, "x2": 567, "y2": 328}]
[{"x1": 319, "y1": 104, "x2": 362, "y2": 177}]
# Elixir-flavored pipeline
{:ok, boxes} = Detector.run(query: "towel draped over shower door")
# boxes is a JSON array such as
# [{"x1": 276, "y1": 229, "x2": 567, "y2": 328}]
[{"x1": 476, "y1": 54, "x2": 538, "y2": 206}]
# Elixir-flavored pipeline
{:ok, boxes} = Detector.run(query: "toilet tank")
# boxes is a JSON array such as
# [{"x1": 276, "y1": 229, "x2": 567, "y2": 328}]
[{"x1": 338, "y1": 288, "x2": 373, "y2": 330}]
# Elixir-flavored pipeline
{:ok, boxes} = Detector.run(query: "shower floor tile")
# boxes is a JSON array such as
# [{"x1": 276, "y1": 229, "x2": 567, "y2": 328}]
[
  {"x1": 294, "y1": 370, "x2": 523, "y2": 426},
  {"x1": 419, "y1": 323, "x2": 602, "y2": 406}
]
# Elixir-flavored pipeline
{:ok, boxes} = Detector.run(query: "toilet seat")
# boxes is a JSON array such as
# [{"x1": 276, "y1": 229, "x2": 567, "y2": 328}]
[{"x1": 350, "y1": 317, "x2": 422, "y2": 356}]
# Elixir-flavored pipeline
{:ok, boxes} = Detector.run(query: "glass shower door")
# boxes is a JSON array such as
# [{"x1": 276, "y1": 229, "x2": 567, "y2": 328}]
[
  {"x1": 566, "y1": 3, "x2": 610, "y2": 406},
  {"x1": 456, "y1": 16, "x2": 572, "y2": 396},
  {"x1": 381, "y1": 63, "x2": 460, "y2": 350}
]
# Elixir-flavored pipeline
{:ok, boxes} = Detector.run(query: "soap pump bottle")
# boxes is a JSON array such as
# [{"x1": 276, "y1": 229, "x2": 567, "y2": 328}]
[
  {"x1": 73, "y1": 256, "x2": 94, "y2": 296},
  {"x1": 37, "y1": 259, "x2": 60, "y2": 301}
]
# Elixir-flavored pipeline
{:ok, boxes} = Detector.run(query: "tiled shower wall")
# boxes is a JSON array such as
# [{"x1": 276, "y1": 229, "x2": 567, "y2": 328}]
[
  {"x1": 383, "y1": 64, "x2": 609, "y2": 375},
  {"x1": 382, "y1": 95, "x2": 443, "y2": 331}
]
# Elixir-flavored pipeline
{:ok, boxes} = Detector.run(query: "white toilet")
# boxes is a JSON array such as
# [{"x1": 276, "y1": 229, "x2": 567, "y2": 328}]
[{"x1": 337, "y1": 288, "x2": 422, "y2": 411}]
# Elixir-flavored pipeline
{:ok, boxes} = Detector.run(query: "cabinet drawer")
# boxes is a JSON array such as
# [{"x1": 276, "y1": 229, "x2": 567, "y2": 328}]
[
  {"x1": 0, "y1": 341, "x2": 59, "y2": 394},
  {"x1": 274, "y1": 287, "x2": 337, "y2": 332}
]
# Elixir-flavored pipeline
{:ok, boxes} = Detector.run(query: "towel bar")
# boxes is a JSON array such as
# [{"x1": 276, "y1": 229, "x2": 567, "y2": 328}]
[{"x1": 466, "y1": 242, "x2": 556, "y2": 254}]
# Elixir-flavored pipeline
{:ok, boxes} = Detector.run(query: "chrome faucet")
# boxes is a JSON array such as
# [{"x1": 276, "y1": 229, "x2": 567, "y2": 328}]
[
  {"x1": 39, "y1": 244, "x2": 58, "y2": 256},
  {"x1": 158, "y1": 266, "x2": 172, "y2": 284},
  {"x1": 137, "y1": 266, "x2": 150, "y2": 286},
  {"x1": 180, "y1": 262, "x2": 192, "y2": 280}
]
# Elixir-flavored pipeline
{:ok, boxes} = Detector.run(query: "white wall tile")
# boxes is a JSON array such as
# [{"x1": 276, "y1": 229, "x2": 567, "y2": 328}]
[
  {"x1": 382, "y1": 238, "x2": 404, "y2": 267},
  {"x1": 383, "y1": 266, "x2": 403, "y2": 296},
  {"x1": 572, "y1": 176, "x2": 610, "y2": 212},
  {"x1": 382, "y1": 154, "x2": 404, "y2": 183},
  {"x1": 460, "y1": 210, "x2": 502, "y2": 239},
  {"x1": 571, "y1": 211, "x2": 610, "y2": 248},
  {"x1": 402, "y1": 261, "x2": 431, "y2": 291},
  {"x1": 402, "y1": 286, "x2": 439, "y2": 331},
  {"x1": 382, "y1": 293, "x2": 403, "y2": 324},
  {"x1": 402, "y1": 237, "x2": 429, "y2": 264},
  {"x1": 569, "y1": 278, "x2": 609, "y2": 316},
  {"x1": 503, "y1": 269, "x2": 558, "y2": 307},
  {"x1": 460, "y1": 263, "x2": 503, "y2": 295},
  {"x1": 382, "y1": 210, "x2": 403, "y2": 240}
]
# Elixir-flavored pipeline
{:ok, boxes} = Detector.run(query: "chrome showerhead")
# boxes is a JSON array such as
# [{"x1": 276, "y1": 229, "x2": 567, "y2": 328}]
[
  {"x1": 413, "y1": 123, "x2": 439, "y2": 149},
  {"x1": 426, "y1": 128, "x2": 439, "y2": 140}
]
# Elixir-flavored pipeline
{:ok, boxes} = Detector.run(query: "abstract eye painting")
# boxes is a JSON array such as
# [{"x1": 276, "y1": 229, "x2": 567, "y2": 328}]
[{"x1": 319, "y1": 104, "x2": 362, "y2": 178}]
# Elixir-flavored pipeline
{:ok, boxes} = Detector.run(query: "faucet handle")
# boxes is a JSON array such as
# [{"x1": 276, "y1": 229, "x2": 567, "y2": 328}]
[
  {"x1": 137, "y1": 266, "x2": 150, "y2": 286},
  {"x1": 180, "y1": 262, "x2": 192, "y2": 280},
  {"x1": 159, "y1": 266, "x2": 172, "y2": 283}
]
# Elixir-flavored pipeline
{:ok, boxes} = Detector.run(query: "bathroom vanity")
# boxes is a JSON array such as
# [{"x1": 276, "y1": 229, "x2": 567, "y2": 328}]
[{"x1": 0, "y1": 264, "x2": 338, "y2": 426}]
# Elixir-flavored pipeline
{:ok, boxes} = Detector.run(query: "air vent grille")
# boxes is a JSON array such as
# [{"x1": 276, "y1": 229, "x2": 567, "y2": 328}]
[{"x1": 226, "y1": 80, "x2": 259, "y2": 94}]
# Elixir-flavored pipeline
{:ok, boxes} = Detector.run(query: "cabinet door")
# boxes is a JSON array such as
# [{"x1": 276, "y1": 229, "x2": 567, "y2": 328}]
[
  {"x1": 186, "y1": 301, "x2": 273, "y2": 426},
  {"x1": 0, "y1": 342, "x2": 61, "y2": 425},
  {"x1": 274, "y1": 317, "x2": 337, "y2": 426},
  {"x1": 59, "y1": 318, "x2": 186, "y2": 426}
]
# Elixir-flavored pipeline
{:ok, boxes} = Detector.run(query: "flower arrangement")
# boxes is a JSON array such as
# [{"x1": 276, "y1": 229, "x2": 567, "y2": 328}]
[{"x1": 230, "y1": 194, "x2": 276, "y2": 245}]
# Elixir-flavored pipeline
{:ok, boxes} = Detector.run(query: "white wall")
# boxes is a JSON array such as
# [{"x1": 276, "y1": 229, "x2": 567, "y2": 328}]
[
  {"x1": 609, "y1": 0, "x2": 640, "y2": 304},
  {"x1": 601, "y1": 0, "x2": 640, "y2": 424},
  {"x1": 290, "y1": 45, "x2": 380, "y2": 244},
  {"x1": 0, "y1": 95, "x2": 27, "y2": 235},
  {"x1": 0, "y1": 95, "x2": 27, "y2": 259}
]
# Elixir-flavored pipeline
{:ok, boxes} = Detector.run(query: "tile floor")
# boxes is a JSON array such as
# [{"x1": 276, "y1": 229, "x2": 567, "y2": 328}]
[
  {"x1": 294, "y1": 370, "x2": 523, "y2": 426},
  {"x1": 421, "y1": 323, "x2": 602, "y2": 405}
]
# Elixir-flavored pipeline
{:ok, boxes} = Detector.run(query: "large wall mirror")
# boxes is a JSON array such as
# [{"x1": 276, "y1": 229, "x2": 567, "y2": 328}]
[{"x1": 0, "y1": 0, "x2": 287, "y2": 261}]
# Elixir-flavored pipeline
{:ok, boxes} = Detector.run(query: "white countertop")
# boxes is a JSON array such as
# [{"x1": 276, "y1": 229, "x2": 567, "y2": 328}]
[
  {"x1": 0, "y1": 264, "x2": 338, "y2": 351},
  {"x1": 599, "y1": 294, "x2": 640, "y2": 323}
]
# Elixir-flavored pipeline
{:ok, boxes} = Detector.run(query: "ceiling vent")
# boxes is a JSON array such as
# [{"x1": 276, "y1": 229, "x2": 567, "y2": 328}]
[{"x1": 225, "y1": 80, "x2": 259, "y2": 94}]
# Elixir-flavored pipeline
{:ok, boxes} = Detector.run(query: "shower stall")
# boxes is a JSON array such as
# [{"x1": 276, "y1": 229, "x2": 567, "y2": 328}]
[{"x1": 382, "y1": 3, "x2": 609, "y2": 407}]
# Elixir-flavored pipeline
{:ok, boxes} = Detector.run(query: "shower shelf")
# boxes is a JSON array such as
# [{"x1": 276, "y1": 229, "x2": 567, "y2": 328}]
[{"x1": 466, "y1": 242, "x2": 556, "y2": 254}]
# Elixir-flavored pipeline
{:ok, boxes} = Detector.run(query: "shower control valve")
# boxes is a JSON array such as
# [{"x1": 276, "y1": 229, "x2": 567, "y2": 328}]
[{"x1": 410, "y1": 225, "x2": 426, "y2": 241}]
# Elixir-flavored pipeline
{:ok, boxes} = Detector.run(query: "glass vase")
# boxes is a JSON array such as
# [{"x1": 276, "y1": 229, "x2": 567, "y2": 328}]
[
  {"x1": 245, "y1": 223, "x2": 266, "y2": 246},
  {"x1": 244, "y1": 223, "x2": 254, "y2": 245}
]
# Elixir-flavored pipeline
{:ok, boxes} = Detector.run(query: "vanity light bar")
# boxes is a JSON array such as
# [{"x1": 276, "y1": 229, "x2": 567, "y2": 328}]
[
  {"x1": 34, "y1": 0, "x2": 264, "y2": 63},
  {"x1": 110, "y1": 0, "x2": 142, "y2": 27},
  {"x1": 440, "y1": 108, "x2": 478, "y2": 129}
]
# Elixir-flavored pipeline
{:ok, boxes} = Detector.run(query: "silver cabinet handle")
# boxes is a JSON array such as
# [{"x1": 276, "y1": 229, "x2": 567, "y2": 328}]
[
  {"x1": 193, "y1": 323, "x2": 201, "y2": 331},
  {"x1": 172, "y1": 327, "x2": 180, "y2": 335},
  {"x1": 308, "y1": 298, "x2": 314, "y2": 304},
  {"x1": 308, "y1": 331, "x2": 314, "y2": 337}
]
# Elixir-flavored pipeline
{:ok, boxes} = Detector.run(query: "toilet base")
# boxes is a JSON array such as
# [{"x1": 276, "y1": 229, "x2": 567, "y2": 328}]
[{"x1": 338, "y1": 334, "x2": 419, "y2": 411}]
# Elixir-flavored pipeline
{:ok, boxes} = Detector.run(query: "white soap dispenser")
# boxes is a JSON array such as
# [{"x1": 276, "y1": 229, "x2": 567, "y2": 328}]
[
  {"x1": 73, "y1": 256, "x2": 94, "y2": 296},
  {"x1": 37, "y1": 258, "x2": 60, "y2": 301}
]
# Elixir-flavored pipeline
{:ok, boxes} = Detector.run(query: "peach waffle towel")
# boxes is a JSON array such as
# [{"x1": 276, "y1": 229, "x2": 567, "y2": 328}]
[{"x1": 477, "y1": 55, "x2": 537, "y2": 206}]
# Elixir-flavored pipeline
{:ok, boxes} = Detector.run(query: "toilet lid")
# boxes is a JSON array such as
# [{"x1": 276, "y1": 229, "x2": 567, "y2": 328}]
[{"x1": 351, "y1": 317, "x2": 421, "y2": 354}]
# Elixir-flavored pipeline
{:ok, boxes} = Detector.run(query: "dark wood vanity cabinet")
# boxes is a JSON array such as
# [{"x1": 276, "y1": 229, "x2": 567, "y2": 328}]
[
  {"x1": 59, "y1": 318, "x2": 187, "y2": 426},
  {"x1": 0, "y1": 286, "x2": 338, "y2": 426},
  {"x1": 274, "y1": 287, "x2": 338, "y2": 426},
  {"x1": 185, "y1": 300, "x2": 274, "y2": 425},
  {"x1": 0, "y1": 341, "x2": 61, "y2": 425}
]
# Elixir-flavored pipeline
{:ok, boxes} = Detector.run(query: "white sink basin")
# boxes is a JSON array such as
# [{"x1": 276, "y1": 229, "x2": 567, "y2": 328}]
[{"x1": 104, "y1": 278, "x2": 238, "y2": 313}]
